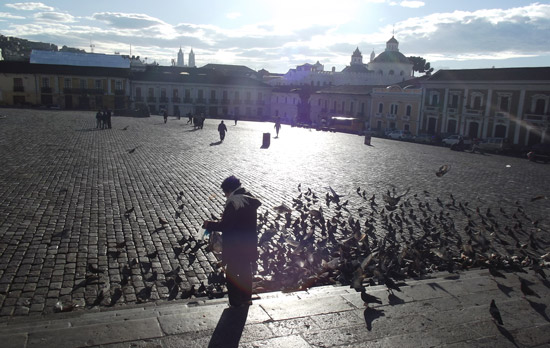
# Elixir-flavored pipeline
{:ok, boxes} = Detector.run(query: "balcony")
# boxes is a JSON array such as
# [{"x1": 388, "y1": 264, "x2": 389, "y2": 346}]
[
  {"x1": 114, "y1": 89, "x2": 125, "y2": 95},
  {"x1": 386, "y1": 113, "x2": 397, "y2": 120},
  {"x1": 13, "y1": 86, "x2": 24, "y2": 92},
  {"x1": 401, "y1": 115, "x2": 410, "y2": 121},
  {"x1": 172, "y1": 97, "x2": 181, "y2": 103},
  {"x1": 135, "y1": 96, "x2": 144, "y2": 102},
  {"x1": 524, "y1": 114, "x2": 550, "y2": 122},
  {"x1": 183, "y1": 98, "x2": 193, "y2": 104},
  {"x1": 233, "y1": 99, "x2": 242, "y2": 105},
  {"x1": 221, "y1": 99, "x2": 230, "y2": 105},
  {"x1": 147, "y1": 96, "x2": 157, "y2": 102},
  {"x1": 374, "y1": 113, "x2": 383, "y2": 118},
  {"x1": 41, "y1": 87, "x2": 53, "y2": 93},
  {"x1": 465, "y1": 109, "x2": 483, "y2": 116},
  {"x1": 424, "y1": 105, "x2": 440, "y2": 112},
  {"x1": 63, "y1": 88, "x2": 104, "y2": 95},
  {"x1": 195, "y1": 98, "x2": 206, "y2": 104},
  {"x1": 447, "y1": 108, "x2": 457, "y2": 114},
  {"x1": 160, "y1": 97, "x2": 169, "y2": 103},
  {"x1": 256, "y1": 100, "x2": 265, "y2": 105},
  {"x1": 209, "y1": 98, "x2": 218, "y2": 104},
  {"x1": 495, "y1": 111, "x2": 508, "y2": 118}
]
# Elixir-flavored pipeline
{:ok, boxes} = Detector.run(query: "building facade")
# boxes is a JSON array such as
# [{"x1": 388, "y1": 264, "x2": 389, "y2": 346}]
[
  {"x1": 420, "y1": 68, "x2": 550, "y2": 146},
  {"x1": 309, "y1": 85, "x2": 373, "y2": 128},
  {"x1": 370, "y1": 85, "x2": 422, "y2": 135},
  {"x1": 131, "y1": 65, "x2": 271, "y2": 119}
]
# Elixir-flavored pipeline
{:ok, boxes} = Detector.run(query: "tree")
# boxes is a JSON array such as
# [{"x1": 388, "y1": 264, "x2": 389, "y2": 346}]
[{"x1": 408, "y1": 56, "x2": 434, "y2": 77}]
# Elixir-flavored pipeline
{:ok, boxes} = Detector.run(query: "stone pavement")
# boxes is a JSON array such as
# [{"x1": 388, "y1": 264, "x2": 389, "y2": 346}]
[
  {"x1": 1, "y1": 268, "x2": 550, "y2": 347},
  {"x1": 0, "y1": 109, "x2": 550, "y2": 346}
]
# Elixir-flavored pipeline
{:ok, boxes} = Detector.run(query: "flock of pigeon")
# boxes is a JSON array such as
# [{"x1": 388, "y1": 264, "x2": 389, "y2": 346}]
[{"x1": 62, "y1": 180, "x2": 548, "y2": 319}]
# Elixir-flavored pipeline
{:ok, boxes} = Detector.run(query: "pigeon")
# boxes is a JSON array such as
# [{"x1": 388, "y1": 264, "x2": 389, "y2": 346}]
[
  {"x1": 361, "y1": 289, "x2": 382, "y2": 307},
  {"x1": 124, "y1": 207, "x2": 135, "y2": 216},
  {"x1": 121, "y1": 125, "x2": 129, "y2": 130},
  {"x1": 158, "y1": 217, "x2": 169, "y2": 225},
  {"x1": 128, "y1": 146, "x2": 139, "y2": 154},
  {"x1": 435, "y1": 165, "x2": 450, "y2": 177},
  {"x1": 116, "y1": 240, "x2": 127, "y2": 249},
  {"x1": 490, "y1": 300, "x2": 503, "y2": 325},
  {"x1": 109, "y1": 288, "x2": 123, "y2": 306}
]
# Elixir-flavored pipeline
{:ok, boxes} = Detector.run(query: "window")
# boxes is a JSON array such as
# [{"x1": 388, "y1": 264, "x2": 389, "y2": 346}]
[
  {"x1": 115, "y1": 80, "x2": 122, "y2": 90},
  {"x1": 390, "y1": 104, "x2": 398, "y2": 115},
  {"x1": 136, "y1": 87, "x2": 142, "y2": 97},
  {"x1": 350, "y1": 102, "x2": 354, "y2": 114},
  {"x1": 341, "y1": 101, "x2": 345, "y2": 112},
  {"x1": 406, "y1": 105, "x2": 412, "y2": 116},
  {"x1": 13, "y1": 78, "x2": 23, "y2": 92},
  {"x1": 64, "y1": 78, "x2": 72, "y2": 88},
  {"x1": 449, "y1": 94, "x2": 459, "y2": 108},
  {"x1": 42, "y1": 77, "x2": 50, "y2": 88},
  {"x1": 95, "y1": 80, "x2": 102, "y2": 89},
  {"x1": 185, "y1": 89, "x2": 191, "y2": 99},
  {"x1": 499, "y1": 96, "x2": 509, "y2": 111},
  {"x1": 470, "y1": 92, "x2": 484, "y2": 109},
  {"x1": 473, "y1": 96, "x2": 482, "y2": 109},
  {"x1": 79, "y1": 79, "x2": 86, "y2": 89},
  {"x1": 173, "y1": 89, "x2": 179, "y2": 98},
  {"x1": 430, "y1": 91, "x2": 439, "y2": 106},
  {"x1": 246, "y1": 91, "x2": 251, "y2": 100},
  {"x1": 400, "y1": 71, "x2": 404, "y2": 76},
  {"x1": 148, "y1": 88, "x2": 154, "y2": 97},
  {"x1": 389, "y1": 70, "x2": 394, "y2": 75},
  {"x1": 404, "y1": 124, "x2": 410, "y2": 131},
  {"x1": 378, "y1": 70, "x2": 383, "y2": 75},
  {"x1": 211, "y1": 90, "x2": 216, "y2": 99},
  {"x1": 378, "y1": 103, "x2": 383, "y2": 113},
  {"x1": 198, "y1": 89, "x2": 204, "y2": 99},
  {"x1": 533, "y1": 96, "x2": 547, "y2": 114}
]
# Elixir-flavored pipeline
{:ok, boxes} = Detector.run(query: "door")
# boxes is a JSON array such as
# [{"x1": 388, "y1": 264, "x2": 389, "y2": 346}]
[
  {"x1": 468, "y1": 122, "x2": 479, "y2": 138},
  {"x1": 427, "y1": 118, "x2": 437, "y2": 134},
  {"x1": 65, "y1": 95, "x2": 73, "y2": 109}
]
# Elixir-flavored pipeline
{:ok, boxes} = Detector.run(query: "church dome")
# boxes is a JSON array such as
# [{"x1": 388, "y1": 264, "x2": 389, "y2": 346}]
[
  {"x1": 352, "y1": 47, "x2": 362, "y2": 57},
  {"x1": 387, "y1": 36, "x2": 398, "y2": 44},
  {"x1": 372, "y1": 51, "x2": 411, "y2": 64}
]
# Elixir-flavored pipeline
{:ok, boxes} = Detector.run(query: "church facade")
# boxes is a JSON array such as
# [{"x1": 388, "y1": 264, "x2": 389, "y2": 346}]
[{"x1": 268, "y1": 36, "x2": 413, "y2": 87}]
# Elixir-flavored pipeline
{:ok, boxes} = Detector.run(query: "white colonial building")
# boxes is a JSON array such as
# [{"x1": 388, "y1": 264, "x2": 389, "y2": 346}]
[{"x1": 268, "y1": 36, "x2": 413, "y2": 87}]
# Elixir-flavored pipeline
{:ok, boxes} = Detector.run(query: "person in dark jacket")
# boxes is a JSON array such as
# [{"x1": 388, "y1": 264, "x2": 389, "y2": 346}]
[
  {"x1": 218, "y1": 120, "x2": 227, "y2": 142},
  {"x1": 203, "y1": 176, "x2": 261, "y2": 307}
]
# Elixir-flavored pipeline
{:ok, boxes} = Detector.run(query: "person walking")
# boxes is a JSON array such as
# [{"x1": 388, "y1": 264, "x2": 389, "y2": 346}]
[
  {"x1": 234, "y1": 114, "x2": 238, "y2": 126},
  {"x1": 274, "y1": 120, "x2": 281, "y2": 138},
  {"x1": 218, "y1": 120, "x2": 227, "y2": 142},
  {"x1": 187, "y1": 112, "x2": 193, "y2": 124},
  {"x1": 202, "y1": 176, "x2": 261, "y2": 307},
  {"x1": 163, "y1": 109, "x2": 168, "y2": 124}
]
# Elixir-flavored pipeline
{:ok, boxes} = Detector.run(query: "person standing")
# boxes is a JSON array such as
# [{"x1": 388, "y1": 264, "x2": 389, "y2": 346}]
[
  {"x1": 106, "y1": 109, "x2": 112, "y2": 129},
  {"x1": 163, "y1": 109, "x2": 168, "y2": 124},
  {"x1": 218, "y1": 120, "x2": 227, "y2": 142},
  {"x1": 95, "y1": 110, "x2": 102, "y2": 129},
  {"x1": 234, "y1": 114, "x2": 238, "y2": 126},
  {"x1": 202, "y1": 176, "x2": 261, "y2": 307}
]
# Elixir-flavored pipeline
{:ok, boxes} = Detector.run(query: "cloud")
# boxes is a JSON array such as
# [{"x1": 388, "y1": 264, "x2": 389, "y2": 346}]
[
  {"x1": 226, "y1": 12, "x2": 241, "y2": 20},
  {"x1": 400, "y1": 1, "x2": 424, "y2": 8},
  {"x1": 92, "y1": 12, "x2": 165, "y2": 29},
  {"x1": 34, "y1": 12, "x2": 75, "y2": 23},
  {"x1": 0, "y1": 12, "x2": 25, "y2": 19},
  {"x1": 5, "y1": 2, "x2": 53, "y2": 11}
]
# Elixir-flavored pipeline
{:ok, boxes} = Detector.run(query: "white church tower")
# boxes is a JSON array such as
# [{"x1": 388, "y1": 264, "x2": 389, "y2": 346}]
[
  {"x1": 188, "y1": 49, "x2": 195, "y2": 68},
  {"x1": 177, "y1": 47, "x2": 184, "y2": 67}
]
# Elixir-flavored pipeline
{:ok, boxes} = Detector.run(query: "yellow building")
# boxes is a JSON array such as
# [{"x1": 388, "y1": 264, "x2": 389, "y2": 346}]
[{"x1": 370, "y1": 85, "x2": 422, "y2": 136}]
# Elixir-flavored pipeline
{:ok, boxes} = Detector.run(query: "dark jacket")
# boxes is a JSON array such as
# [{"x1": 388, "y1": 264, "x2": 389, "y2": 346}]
[
  {"x1": 218, "y1": 122, "x2": 227, "y2": 134},
  {"x1": 208, "y1": 187, "x2": 261, "y2": 264}
]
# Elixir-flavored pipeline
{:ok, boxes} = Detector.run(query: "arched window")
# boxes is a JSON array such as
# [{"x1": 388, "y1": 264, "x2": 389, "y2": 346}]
[
  {"x1": 378, "y1": 103, "x2": 383, "y2": 113},
  {"x1": 389, "y1": 70, "x2": 394, "y2": 75},
  {"x1": 378, "y1": 70, "x2": 383, "y2": 75},
  {"x1": 406, "y1": 105, "x2": 412, "y2": 116},
  {"x1": 400, "y1": 71, "x2": 404, "y2": 76}
]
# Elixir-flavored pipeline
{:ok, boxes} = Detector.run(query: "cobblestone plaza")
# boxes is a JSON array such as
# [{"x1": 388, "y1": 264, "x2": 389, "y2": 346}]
[{"x1": 0, "y1": 109, "x2": 549, "y2": 317}]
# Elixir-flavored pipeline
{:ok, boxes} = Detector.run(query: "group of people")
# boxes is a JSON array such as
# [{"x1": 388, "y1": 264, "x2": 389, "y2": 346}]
[{"x1": 95, "y1": 109, "x2": 112, "y2": 129}]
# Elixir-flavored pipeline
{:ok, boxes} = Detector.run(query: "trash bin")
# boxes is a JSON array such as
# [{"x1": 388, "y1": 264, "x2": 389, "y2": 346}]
[
  {"x1": 364, "y1": 133, "x2": 372, "y2": 145},
  {"x1": 261, "y1": 133, "x2": 271, "y2": 148}
]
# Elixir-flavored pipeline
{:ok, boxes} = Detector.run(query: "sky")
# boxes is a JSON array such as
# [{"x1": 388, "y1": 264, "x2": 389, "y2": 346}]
[{"x1": 1, "y1": 1, "x2": 549, "y2": 74}]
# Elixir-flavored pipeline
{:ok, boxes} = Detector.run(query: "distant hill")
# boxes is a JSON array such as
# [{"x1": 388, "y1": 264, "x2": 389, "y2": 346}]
[{"x1": 0, "y1": 34, "x2": 85, "y2": 61}]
